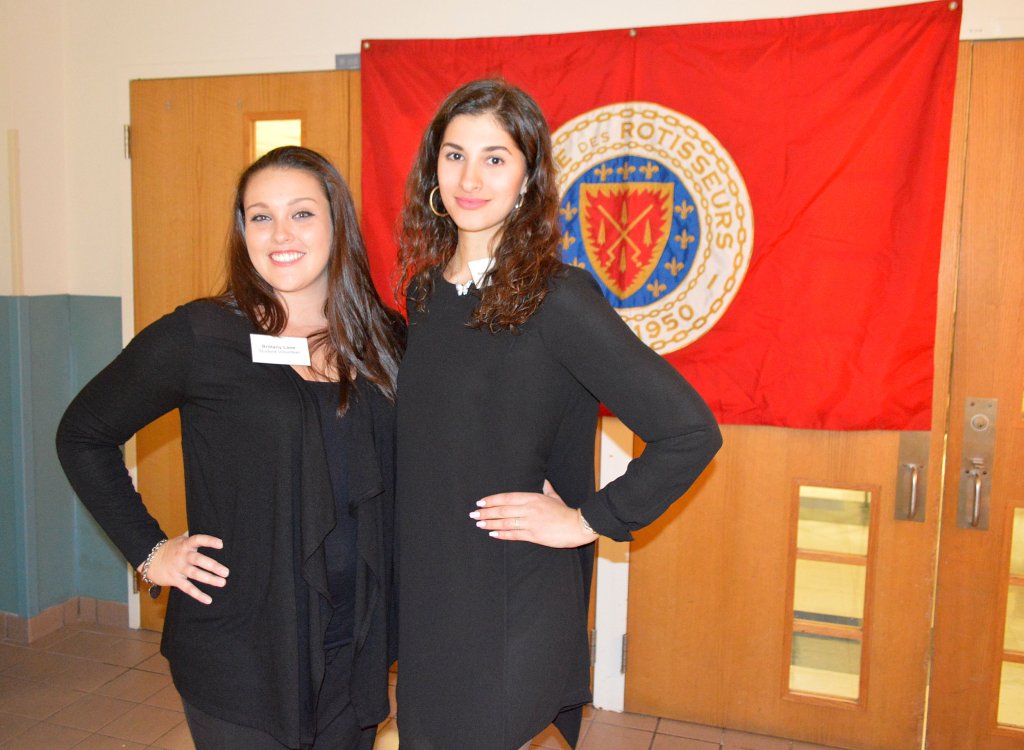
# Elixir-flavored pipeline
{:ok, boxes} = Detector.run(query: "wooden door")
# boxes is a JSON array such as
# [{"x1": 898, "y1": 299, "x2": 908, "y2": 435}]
[
  {"x1": 927, "y1": 40, "x2": 1024, "y2": 750},
  {"x1": 625, "y1": 428, "x2": 945, "y2": 748},
  {"x1": 128, "y1": 70, "x2": 361, "y2": 629},
  {"x1": 622, "y1": 44, "x2": 971, "y2": 750}
]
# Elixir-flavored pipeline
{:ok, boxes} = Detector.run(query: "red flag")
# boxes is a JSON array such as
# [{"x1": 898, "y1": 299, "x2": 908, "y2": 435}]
[{"x1": 361, "y1": 1, "x2": 960, "y2": 430}]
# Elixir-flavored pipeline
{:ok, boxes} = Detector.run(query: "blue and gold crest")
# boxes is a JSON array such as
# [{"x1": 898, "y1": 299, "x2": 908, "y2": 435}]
[{"x1": 560, "y1": 156, "x2": 699, "y2": 308}]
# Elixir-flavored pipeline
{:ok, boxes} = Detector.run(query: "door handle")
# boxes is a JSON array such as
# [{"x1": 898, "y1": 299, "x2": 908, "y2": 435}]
[
  {"x1": 957, "y1": 399, "x2": 997, "y2": 531},
  {"x1": 970, "y1": 467, "x2": 982, "y2": 528},
  {"x1": 906, "y1": 463, "x2": 920, "y2": 520},
  {"x1": 895, "y1": 432, "x2": 928, "y2": 522}
]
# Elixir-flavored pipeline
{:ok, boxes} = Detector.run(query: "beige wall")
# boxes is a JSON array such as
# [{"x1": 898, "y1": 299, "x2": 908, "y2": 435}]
[
  {"x1": 0, "y1": 1, "x2": 11, "y2": 296},
  {"x1": 3, "y1": 0, "x2": 69, "y2": 296},
  {"x1": 2, "y1": 0, "x2": 1022, "y2": 333}
]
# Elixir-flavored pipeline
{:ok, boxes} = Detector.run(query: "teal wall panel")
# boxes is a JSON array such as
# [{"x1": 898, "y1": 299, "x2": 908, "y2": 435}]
[
  {"x1": 26, "y1": 296, "x2": 78, "y2": 612},
  {"x1": 0, "y1": 299, "x2": 26, "y2": 615},
  {"x1": 68, "y1": 296, "x2": 126, "y2": 603},
  {"x1": 0, "y1": 295, "x2": 125, "y2": 619}
]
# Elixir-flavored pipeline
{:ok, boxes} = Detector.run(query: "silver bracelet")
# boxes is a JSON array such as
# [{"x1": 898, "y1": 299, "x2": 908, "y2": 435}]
[
  {"x1": 578, "y1": 508, "x2": 597, "y2": 537},
  {"x1": 141, "y1": 538, "x2": 168, "y2": 599}
]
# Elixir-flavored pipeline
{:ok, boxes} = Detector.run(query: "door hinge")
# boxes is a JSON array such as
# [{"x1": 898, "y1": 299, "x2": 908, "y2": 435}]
[
  {"x1": 123, "y1": 125, "x2": 131, "y2": 159},
  {"x1": 589, "y1": 628, "x2": 596, "y2": 666},
  {"x1": 621, "y1": 633, "x2": 628, "y2": 674}
]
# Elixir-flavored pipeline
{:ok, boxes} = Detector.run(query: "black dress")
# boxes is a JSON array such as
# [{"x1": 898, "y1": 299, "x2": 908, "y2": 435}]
[{"x1": 395, "y1": 266, "x2": 722, "y2": 750}]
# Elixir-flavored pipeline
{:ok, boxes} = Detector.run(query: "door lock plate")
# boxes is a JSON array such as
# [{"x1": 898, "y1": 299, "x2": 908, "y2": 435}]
[{"x1": 957, "y1": 398, "x2": 997, "y2": 530}]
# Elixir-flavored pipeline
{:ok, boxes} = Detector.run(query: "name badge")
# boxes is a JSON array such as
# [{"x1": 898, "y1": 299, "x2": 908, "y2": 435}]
[{"x1": 250, "y1": 334, "x2": 311, "y2": 366}]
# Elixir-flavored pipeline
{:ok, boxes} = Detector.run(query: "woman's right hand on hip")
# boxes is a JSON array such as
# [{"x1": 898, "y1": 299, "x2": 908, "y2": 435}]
[{"x1": 138, "y1": 532, "x2": 229, "y2": 605}]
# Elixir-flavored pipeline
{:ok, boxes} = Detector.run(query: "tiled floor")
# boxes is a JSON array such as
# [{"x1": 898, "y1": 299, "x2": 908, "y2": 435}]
[{"x1": 0, "y1": 623, "x2": 846, "y2": 750}]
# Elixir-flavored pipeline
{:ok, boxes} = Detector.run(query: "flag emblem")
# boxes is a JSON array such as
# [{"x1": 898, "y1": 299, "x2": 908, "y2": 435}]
[
  {"x1": 554, "y1": 102, "x2": 753, "y2": 353},
  {"x1": 578, "y1": 181, "x2": 673, "y2": 300}
]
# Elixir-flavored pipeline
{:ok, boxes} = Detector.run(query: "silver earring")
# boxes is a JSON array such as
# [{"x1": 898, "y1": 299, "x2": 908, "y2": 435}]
[
  {"x1": 513, "y1": 193, "x2": 525, "y2": 212},
  {"x1": 429, "y1": 186, "x2": 449, "y2": 218}
]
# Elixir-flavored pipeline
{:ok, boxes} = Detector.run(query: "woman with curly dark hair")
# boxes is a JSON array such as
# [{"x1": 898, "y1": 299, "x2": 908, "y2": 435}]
[
  {"x1": 394, "y1": 79, "x2": 722, "y2": 749},
  {"x1": 57, "y1": 146, "x2": 402, "y2": 749}
]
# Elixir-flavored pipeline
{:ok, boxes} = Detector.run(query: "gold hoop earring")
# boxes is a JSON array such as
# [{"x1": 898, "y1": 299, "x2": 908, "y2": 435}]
[{"x1": 429, "y1": 186, "x2": 449, "y2": 218}]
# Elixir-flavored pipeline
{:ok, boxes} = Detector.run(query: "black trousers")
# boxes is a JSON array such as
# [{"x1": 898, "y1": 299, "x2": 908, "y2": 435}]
[{"x1": 183, "y1": 645, "x2": 378, "y2": 750}]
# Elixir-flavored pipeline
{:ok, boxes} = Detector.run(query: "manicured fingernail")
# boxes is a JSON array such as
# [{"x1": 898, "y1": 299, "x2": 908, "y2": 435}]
[
  {"x1": 469, "y1": 511, "x2": 480, "y2": 519},
  {"x1": 477, "y1": 500, "x2": 487, "y2": 507},
  {"x1": 488, "y1": 531, "x2": 498, "y2": 538},
  {"x1": 476, "y1": 521, "x2": 486, "y2": 528}
]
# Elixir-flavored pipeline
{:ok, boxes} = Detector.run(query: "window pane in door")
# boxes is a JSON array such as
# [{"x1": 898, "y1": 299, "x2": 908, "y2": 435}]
[
  {"x1": 797, "y1": 486, "x2": 870, "y2": 556},
  {"x1": 1010, "y1": 507, "x2": 1024, "y2": 576},
  {"x1": 790, "y1": 633, "x2": 861, "y2": 700},
  {"x1": 253, "y1": 119, "x2": 302, "y2": 161},
  {"x1": 998, "y1": 661, "x2": 1024, "y2": 728},
  {"x1": 1005, "y1": 585, "x2": 1024, "y2": 653},
  {"x1": 793, "y1": 559, "x2": 866, "y2": 625},
  {"x1": 997, "y1": 508, "x2": 1024, "y2": 728}
]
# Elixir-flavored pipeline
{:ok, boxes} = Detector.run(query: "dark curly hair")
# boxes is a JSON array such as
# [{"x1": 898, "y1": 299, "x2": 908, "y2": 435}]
[
  {"x1": 397, "y1": 79, "x2": 563, "y2": 331},
  {"x1": 221, "y1": 145, "x2": 403, "y2": 411}
]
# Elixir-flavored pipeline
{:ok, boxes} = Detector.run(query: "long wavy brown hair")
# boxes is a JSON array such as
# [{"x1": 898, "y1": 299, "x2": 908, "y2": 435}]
[
  {"x1": 221, "y1": 146, "x2": 403, "y2": 412},
  {"x1": 397, "y1": 78, "x2": 563, "y2": 331}
]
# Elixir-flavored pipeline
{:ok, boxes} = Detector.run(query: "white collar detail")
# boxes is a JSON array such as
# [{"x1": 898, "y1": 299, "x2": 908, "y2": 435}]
[{"x1": 455, "y1": 257, "x2": 496, "y2": 296}]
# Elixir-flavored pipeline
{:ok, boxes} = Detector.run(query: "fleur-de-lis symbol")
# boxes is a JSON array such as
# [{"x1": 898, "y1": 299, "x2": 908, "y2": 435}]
[
  {"x1": 674, "y1": 201, "x2": 695, "y2": 220},
  {"x1": 664, "y1": 258, "x2": 686, "y2": 277},
  {"x1": 593, "y1": 164, "x2": 613, "y2": 182},
  {"x1": 560, "y1": 232, "x2": 577, "y2": 251},
  {"x1": 560, "y1": 203, "x2": 578, "y2": 222},
  {"x1": 646, "y1": 279, "x2": 667, "y2": 298},
  {"x1": 616, "y1": 163, "x2": 637, "y2": 180},
  {"x1": 570, "y1": 257, "x2": 587, "y2": 269},
  {"x1": 639, "y1": 161, "x2": 658, "y2": 179},
  {"x1": 674, "y1": 229, "x2": 696, "y2": 247}
]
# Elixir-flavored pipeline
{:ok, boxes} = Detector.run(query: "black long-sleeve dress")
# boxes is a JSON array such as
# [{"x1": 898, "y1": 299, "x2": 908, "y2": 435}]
[
  {"x1": 55, "y1": 300, "x2": 397, "y2": 747},
  {"x1": 395, "y1": 266, "x2": 722, "y2": 750}
]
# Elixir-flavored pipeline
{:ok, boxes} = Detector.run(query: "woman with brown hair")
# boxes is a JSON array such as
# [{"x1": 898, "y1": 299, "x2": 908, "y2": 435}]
[
  {"x1": 57, "y1": 146, "x2": 402, "y2": 749},
  {"x1": 395, "y1": 79, "x2": 722, "y2": 749}
]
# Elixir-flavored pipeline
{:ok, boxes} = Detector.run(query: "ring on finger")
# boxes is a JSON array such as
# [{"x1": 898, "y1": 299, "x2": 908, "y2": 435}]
[{"x1": 513, "y1": 516, "x2": 521, "y2": 530}]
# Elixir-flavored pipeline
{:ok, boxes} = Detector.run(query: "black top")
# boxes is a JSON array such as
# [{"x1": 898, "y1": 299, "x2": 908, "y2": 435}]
[
  {"x1": 303, "y1": 379, "x2": 358, "y2": 650},
  {"x1": 395, "y1": 266, "x2": 722, "y2": 750},
  {"x1": 56, "y1": 300, "x2": 398, "y2": 746}
]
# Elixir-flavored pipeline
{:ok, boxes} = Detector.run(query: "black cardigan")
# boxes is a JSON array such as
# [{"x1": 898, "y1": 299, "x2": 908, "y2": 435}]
[{"x1": 56, "y1": 300, "x2": 396, "y2": 745}]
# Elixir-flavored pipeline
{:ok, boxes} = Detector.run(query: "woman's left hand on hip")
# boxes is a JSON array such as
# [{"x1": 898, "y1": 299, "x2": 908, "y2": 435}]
[{"x1": 471, "y1": 480, "x2": 598, "y2": 548}]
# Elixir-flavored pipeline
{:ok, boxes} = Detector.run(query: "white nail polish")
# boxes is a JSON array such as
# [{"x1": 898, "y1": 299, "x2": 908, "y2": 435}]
[
  {"x1": 469, "y1": 511, "x2": 480, "y2": 519},
  {"x1": 476, "y1": 521, "x2": 486, "y2": 528}
]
